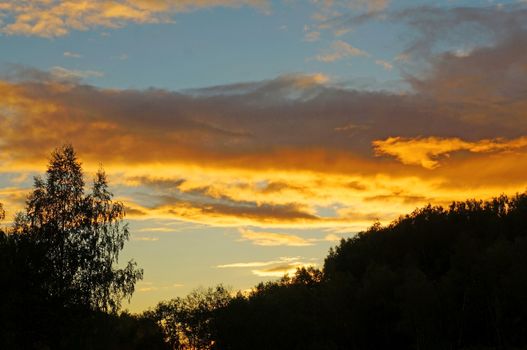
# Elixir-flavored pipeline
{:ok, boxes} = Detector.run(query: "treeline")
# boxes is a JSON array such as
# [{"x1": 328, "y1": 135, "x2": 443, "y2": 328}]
[
  {"x1": 2, "y1": 146, "x2": 527, "y2": 349},
  {"x1": 147, "y1": 195, "x2": 527, "y2": 350}
]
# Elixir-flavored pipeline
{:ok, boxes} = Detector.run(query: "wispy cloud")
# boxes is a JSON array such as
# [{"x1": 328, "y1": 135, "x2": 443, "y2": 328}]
[
  {"x1": 217, "y1": 257, "x2": 316, "y2": 277},
  {"x1": 303, "y1": 24, "x2": 320, "y2": 42},
  {"x1": 304, "y1": 30, "x2": 320, "y2": 42},
  {"x1": 217, "y1": 257, "x2": 297, "y2": 268},
  {"x1": 132, "y1": 236, "x2": 160, "y2": 242},
  {"x1": 314, "y1": 40, "x2": 368, "y2": 62},
  {"x1": 238, "y1": 228, "x2": 314, "y2": 246},
  {"x1": 0, "y1": 0, "x2": 269, "y2": 37},
  {"x1": 50, "y1": 66, "x2": 104, "y2": 80},
  {"x1": 64, "y1": 51, "x2": 82, "y2": 58},
  {"x1": 375, "y1": 59, "x2": 393, "y2": 71},
  {"x1": 311, "y1": 0, "x2": 390, "y2": 21},
  {"x1": 137, "y1": 227, "x2": 177, "y2": 233},
  {"x1": 136, "y1": 281, "x2": 184, "y2": 292},
  {"x1": 237, "y1": 228, "x2": 341, "y2": 246}
]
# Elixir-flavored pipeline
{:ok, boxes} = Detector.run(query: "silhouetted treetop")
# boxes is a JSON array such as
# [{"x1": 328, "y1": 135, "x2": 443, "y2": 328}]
[
  {"x1": 0, "y1": 146, "x2": 156, "y2": 349},
  {"x1": 16, "y1": 145, "x2": 143, "y2": 311}
]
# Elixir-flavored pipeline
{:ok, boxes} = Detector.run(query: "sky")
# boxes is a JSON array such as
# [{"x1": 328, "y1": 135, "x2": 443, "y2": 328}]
[{"x1": 1, "y1": 0, "x2": 527, "y2": 312}]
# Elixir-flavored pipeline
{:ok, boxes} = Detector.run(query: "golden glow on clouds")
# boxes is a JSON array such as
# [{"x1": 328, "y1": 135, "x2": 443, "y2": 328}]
[
  {"x1": 0, "y1": 0, "x2": 268, "y2": 37},
  {"x1": 313, "y1": 0, "x2": 390, "y2": 22},
  {"x1": 132, "y1": 236, "x2": 160, "y2": 242},
  {"x1": 238, "y1": 228, "x2": 315, "y2": 246},
  {"x1": 373, "y1": 136, "x2": 527, "y2": 169},
  {"x1": 291, "y1": 73, "x2": 330, "y2": 86},
  {"x1": 2, "y1": 52, "x2": 527, "y2": 231},
  {"x1": 0, "y1": 187, "x2": 29, "y2": 222},
  {"x1": 136, "y1": 281, "x2": 184, "y2": 293},
  {"x1": 217, "y1": 257, "x2": 316, "y2": 277},
  {"x1": 251, "y1": 264, "x2": 313, "y2": 277},
  {"x1": 237, "y1": 228, "x2": 341, "y2": 246},
  {"x1": 113, "y1": 167, "x2": 452, "y2": 229}
]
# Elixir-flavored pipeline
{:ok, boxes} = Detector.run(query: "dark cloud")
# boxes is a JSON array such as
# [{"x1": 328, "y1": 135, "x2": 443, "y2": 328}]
[
  {"x1": 259, "y1": 181, "x2": 312, "y2": 195},
  {"x1": 0, "y1": 71, "x2": 498, "y2": 167},
  {"x1": 346, "y1": 181, "x2": 367, "y2": 191},
  {"x1": 169, "y1": 201, "x2": 318, "y2": 223},
  {"x1": 394, "y1": 5, "x2": 527, "y2": 58},
  {"x1": 409, "y1": 33, "x2": 527, "y2": 107},
  {"x1": 364, "y1": 194, "x2": 430, "y2": 205},
  {"x1": 330, "y1": 4, "x2": 527, "y2": 59},
  {"x1": 129, "y1": 177, "x2": 186, "y2": 190},
  {"x1": 124, "y1": 206, "x2": 149, "y2": 217},
  {"x1": 127, "y1": 176, "x2": 320, "y2": 224}
]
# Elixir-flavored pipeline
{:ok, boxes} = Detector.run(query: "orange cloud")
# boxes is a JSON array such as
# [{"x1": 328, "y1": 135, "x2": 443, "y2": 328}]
[
  {"x1": 117, "y1": 171, "x2": 448, "y2": 228},
  {"x1": 165, "y1": 201, "x2": 319, "y2": 226},
  {"x1": 0, "y1": 0, "x2": 269, "y2": 37},
  {"x1": 217, "y1": 257, "x2": 316, "y2": 277},
  {"x1": 373, "y1": 136, "x2": 527, "y2": 169},
  {"x1": 136, "y1": 281, "x2": 183, "y2": 293},
  {"x1": 2, "y1": 55, "x2": 527, "y2": 229},
  {"x1": 0, "y1": 186, "x2": 30, "y2": 222},
  {"x1": 217, "y1": 257, "x2": 301, "y2": 268},
  {"x1": 252, "y1": 263, "x2": 312, "y2": 277},
  {"x1": 312, "y1": 0, "x2": 389, "y2": 25},
  {"x1": 238, "y1": 228, "x2": 314, "y2": 246}
]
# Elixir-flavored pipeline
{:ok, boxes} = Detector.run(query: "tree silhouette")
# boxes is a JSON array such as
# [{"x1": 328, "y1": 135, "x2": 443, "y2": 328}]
[
  {"x1": 15, "y1": 145, "x2": 143, "y2": 311},
  {"x1": 0, "y1": 147, "x2": 170, "y2": 349},
  {"x1": 147, "y1": 285, "x2": 232, "y2": 350}
]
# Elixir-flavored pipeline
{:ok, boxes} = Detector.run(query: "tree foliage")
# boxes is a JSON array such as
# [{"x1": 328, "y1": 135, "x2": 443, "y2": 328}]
[
  {"x1": 147, "y1": 285, "x2": 232, "y2": 350},
  {"x1": 14, "y1": 145, "x2": 143, "y2": 311},
  {"x1": 0, "y1": 145, "x2": 153, "y2": 349}
]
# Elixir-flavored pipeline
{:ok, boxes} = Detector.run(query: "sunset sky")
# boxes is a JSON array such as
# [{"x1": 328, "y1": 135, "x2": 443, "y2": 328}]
[{"x1": 1, "y1": 0, "x2": 527, "y2": 312}]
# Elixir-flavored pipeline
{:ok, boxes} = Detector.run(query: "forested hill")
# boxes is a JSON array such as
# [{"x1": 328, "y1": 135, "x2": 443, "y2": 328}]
[{"x1": 205, "y1": 195, "x2": 527, "y2": 350}]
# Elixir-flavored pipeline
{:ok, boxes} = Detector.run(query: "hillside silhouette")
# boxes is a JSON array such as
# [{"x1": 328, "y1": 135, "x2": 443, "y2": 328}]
[
  {"x1": 149, "y1": 196, "x2": 527, "y2": 349},
  {"x1": 1, "y1": 146, "x2": 527, "y2": 349}
]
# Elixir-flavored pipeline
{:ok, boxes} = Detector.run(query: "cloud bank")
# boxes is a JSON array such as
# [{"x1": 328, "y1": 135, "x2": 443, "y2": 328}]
[{"x1": 2, "y1": 3, "x2": 527, "y2": 231}]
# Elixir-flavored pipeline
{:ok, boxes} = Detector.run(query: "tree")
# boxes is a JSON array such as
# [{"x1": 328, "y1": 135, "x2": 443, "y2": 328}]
[
  {"x1": 147, "y1": 285, "x2": 232, "y2": 350},
  {"x1": 15, "y1": 145, "x2": 142, "y2": 312}
]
